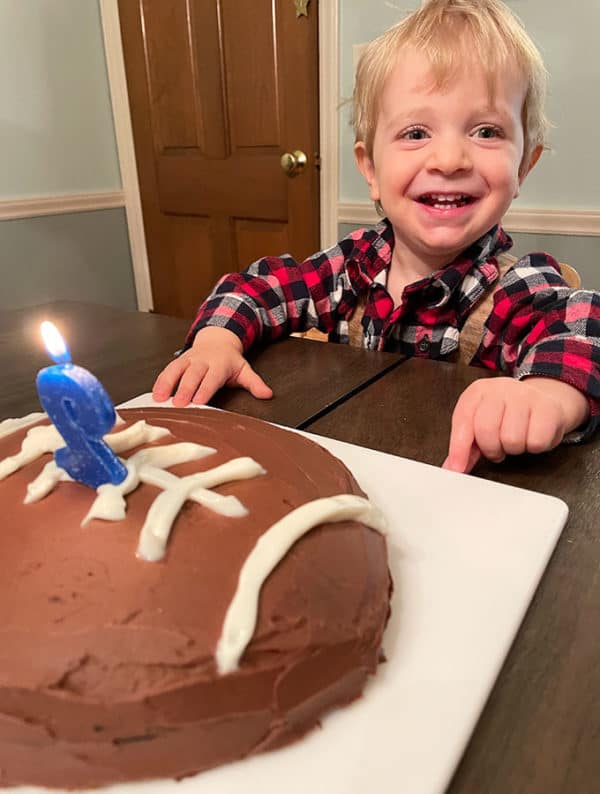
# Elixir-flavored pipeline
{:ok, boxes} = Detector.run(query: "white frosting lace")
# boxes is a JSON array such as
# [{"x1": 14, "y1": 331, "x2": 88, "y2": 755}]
[{"x1": 216, "y1": 494, "x2": 386, "y2": 674}]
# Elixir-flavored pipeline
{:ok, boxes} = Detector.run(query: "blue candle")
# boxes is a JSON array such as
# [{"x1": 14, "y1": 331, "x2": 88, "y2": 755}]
[{"x1": 36, "y1": 321, "x2": 127, "y2": 489}]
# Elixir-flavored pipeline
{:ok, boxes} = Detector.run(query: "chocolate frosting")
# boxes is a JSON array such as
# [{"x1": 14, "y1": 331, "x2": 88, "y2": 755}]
[{"x1": 0, "y1": 408, "x2": 391, "y2": 788}]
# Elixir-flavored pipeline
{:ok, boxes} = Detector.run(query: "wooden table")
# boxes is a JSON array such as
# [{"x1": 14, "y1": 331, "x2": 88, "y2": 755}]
[
  {"x1": 2, "y1": 302, "x2": 598, "y2": 792},
  {"x1": 0, "y1": 301, "x2": 401, "y2": 425}
]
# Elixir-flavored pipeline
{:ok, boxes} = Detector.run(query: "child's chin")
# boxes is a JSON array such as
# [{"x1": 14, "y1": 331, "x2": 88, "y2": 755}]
[{"x1": 419, "y1": 230, "x2": 478, "y2": 255}]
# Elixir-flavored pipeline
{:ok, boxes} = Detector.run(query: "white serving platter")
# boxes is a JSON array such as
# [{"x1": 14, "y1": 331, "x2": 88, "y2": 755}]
[{"x1": 18, "y1": 395, "x2": 568, "y2": 794}]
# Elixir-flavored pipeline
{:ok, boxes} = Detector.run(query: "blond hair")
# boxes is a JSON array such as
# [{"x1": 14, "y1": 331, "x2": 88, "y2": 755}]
[{"x1": 352, "y1": 0, "x2": 549, "y2": 173}]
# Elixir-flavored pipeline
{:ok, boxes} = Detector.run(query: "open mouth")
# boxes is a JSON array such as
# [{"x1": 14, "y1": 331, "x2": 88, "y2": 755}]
[{"x1": 417, "y1": 193, "x2": 477, "y2": 209}]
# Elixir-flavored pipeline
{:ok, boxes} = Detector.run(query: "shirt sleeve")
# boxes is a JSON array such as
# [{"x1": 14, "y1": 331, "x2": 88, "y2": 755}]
[
  {"x1": 183, "y1": 233, "x2": 364, "y2": 352},
  {"x1": 476, "y1": 251, "x2": 600, "y2": 441}
]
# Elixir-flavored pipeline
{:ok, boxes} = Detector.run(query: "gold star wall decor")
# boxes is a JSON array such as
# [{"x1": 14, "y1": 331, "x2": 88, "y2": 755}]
[{"x1": 294, "y1": 0, "x2": 310, "y2": 18}]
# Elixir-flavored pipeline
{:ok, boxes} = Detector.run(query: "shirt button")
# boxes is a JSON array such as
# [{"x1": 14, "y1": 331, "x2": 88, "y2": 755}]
[{"x1": 417, "y1": 336, "x2": 430, "y2": 353}]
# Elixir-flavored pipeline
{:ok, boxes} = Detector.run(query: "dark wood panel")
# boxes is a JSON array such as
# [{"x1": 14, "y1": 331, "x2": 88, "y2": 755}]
[
  {"x1": 222, "y1": 0, "x2": 280, "y2": 149},
  {"x1": 309, "y1": 357, "x2": 495, "y2": 465},
  {"x1": 307, "y1": 357, "x2": 600, "y2": 794},
  {"x1": 157, "y1": 154, "x2": 287, "y2": 218},
  {"x1": 211, "y1": 336, "x2": 403, "y2": 427},
  {"x1": 141, "y1": 0, "x2": 200, "y2": 150},
  {"x1": 233, "y1": 218, "x2": 289, "y2": 271},
  {"x1": 167, "y1": 214, "x2": 217, "y2": 315},
  {"x1": 190, "y1": 0, "x2": 228, "y2": 158}
]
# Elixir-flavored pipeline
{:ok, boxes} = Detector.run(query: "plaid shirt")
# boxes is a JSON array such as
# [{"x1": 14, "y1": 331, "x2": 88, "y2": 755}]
[{"x1": 187, "y1": 221, "x2": 600, "y2": 440}]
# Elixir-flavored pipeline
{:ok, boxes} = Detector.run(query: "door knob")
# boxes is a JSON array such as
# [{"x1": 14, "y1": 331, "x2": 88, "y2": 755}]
[{"x1": 280, "y1": 150, "x2": 307, "y2": 177}]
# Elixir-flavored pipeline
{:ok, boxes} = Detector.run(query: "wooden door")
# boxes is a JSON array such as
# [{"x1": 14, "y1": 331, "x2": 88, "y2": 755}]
[{"x1": 118, "y1": 0, "x2": 320, "y2": 319}]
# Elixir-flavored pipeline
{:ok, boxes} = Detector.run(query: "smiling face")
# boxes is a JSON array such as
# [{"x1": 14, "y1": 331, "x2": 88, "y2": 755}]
[{"x1": 355, "y1": 48, "x2": 541, "y2": 273}]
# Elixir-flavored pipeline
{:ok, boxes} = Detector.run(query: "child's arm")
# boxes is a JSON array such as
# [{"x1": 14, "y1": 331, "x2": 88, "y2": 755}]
[
  {"x1": 152, "y1": 228, "x2": 368, "y2": 405},
  {"x1": 183, "y1": 241, "x2": 360, "y2": 351},
  {"x1": 442, "y1": 376, "x2": 589, "y2": 473},
  {"x1": 444, "y1": 252, "x2": 600, "y2": 472},
  {"x1": 153, "y1": 326, "x2": 272, "y2": 406}
]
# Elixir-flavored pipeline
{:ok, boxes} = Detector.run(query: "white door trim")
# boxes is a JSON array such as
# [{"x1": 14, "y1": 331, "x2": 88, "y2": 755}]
[
  {"x1": 99, "y1": 0, "x2": 154, "y2": 312},
  {"x1": 319, "y1": 2, "x2": 339, "y2": 250}
]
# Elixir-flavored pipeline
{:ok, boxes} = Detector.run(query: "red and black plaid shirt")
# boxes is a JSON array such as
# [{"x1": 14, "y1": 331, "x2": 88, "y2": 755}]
[{"x1": 187, "y1": 221, "x2": 600, "y2": 440}]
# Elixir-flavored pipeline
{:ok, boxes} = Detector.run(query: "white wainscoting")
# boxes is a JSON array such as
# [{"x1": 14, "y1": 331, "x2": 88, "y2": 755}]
[{"x1": 338, "y1": 202, "x2": 600, "y2": 236}]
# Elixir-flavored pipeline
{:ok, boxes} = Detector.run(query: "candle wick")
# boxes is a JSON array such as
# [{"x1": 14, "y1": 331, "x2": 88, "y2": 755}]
[{"x1": 53, "y1": 351, "x2": 72, "y2": 366}]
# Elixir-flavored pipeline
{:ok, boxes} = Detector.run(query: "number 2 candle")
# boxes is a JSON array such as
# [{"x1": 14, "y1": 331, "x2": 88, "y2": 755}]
[{"x1": 36, "y1": 321, "x2": 127, "y2": 489}]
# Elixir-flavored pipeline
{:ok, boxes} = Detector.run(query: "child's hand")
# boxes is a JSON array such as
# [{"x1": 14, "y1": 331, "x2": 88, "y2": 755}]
[
  {"x1": 442, "y1": 376, "x2": 590, "y2": 473},
  {"x1": 152, "y1": 326, "x2": 273, "y2": 407}
]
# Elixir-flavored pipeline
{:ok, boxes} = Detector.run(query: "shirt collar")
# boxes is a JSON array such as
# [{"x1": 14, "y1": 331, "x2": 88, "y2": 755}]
[
  {"x1": 346, "y1": 221, "x2": 394, "y2": 290},
  {"x1": 408, "y1": 225, "x2": 514, "y2": 308},
  {"x1": 346, "y1": 219, "x2": 513, "y2": 304}
]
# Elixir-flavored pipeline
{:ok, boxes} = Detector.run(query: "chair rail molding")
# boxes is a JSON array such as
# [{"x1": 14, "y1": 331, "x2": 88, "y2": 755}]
[
  {"x1": 0, "y1": 192, "x2": 124, "y2": 221},
  {"x1": 502, "y1": 208, "x2": 600, "y2": 237},
  {"x1": 338, "y1": 202, "x2": 600, "y2": 237}
]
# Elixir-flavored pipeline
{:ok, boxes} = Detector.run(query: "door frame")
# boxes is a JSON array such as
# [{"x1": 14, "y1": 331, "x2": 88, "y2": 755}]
[
  {"x1": 99, "y1": 0, "x2": 340, "y2": 311},
  {"x1": 99, "y1": 0, "x2": 153, "y2": 311}
]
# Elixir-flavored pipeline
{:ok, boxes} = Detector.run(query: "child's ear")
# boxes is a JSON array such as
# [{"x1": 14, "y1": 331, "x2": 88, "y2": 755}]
[
  {"x1": 518, "y1": 144, "x2": 544, "y2": 185},
  {"x1": 354, "y1": 142, "x2": 380, "y2": 201}
]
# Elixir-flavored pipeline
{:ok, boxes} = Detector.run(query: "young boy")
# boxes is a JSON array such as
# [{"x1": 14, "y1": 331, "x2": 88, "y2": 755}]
[{"x1": 153, "y1": 0, "x2": 600, "y2": 473}]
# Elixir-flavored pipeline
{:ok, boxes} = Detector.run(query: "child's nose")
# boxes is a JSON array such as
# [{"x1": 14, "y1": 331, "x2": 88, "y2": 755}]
[{"x1": 426, "y1": 135, "x2": 472, "y2": 175}]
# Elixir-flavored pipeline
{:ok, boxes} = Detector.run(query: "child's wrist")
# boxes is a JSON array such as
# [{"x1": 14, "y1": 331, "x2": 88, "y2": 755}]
[
  {"x1": 194, "y1": 325, "x2": 244, "y2": 353},
  {"x1": 524, "y1": 376, "x2": 590, "y2": 432}
]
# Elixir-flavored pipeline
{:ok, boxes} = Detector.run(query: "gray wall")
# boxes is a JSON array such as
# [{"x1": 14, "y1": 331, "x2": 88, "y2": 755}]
[
  {"x1": 510, "y1": 234, "x2": 600, "y2": 292},
  {"x1": 0, "y1": 209, "x2": 136, "y2": 310},
  {"x1": 340, "y1": 1, "x2": 421, "y2": 203},
  {"x1": 0, "y1": 0, "x2": 135, "y2": 312}
]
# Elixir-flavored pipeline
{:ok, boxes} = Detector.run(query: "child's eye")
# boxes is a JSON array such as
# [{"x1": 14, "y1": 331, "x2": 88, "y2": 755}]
[
  {"x1": 400, "y1": 127, "x2": 428, "y2": 141},
  {"x1": 473, "y1": 125, "x2": 503, "y2": 139}
]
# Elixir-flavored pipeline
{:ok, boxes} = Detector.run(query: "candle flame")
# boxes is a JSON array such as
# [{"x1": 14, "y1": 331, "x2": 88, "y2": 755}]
[{"x1": 40, "y1": 321, "x2": 72, "y2": 365}]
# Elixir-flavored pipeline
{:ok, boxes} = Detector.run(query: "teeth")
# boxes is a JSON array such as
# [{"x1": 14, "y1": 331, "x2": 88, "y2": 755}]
[{"x1": 428, "y1": 193, "x2": 467, "y2": 202}]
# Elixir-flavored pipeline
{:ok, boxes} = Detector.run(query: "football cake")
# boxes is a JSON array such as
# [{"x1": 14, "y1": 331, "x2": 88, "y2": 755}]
[{"x1": 0, "y1": 407, "x2": 391, "y2": 788}]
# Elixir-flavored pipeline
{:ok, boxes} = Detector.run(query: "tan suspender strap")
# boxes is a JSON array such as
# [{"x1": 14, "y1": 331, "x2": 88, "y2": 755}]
[
  {"x1": 346, "y1": 254, "x2": 518, "y2": 354},
  {"x1": 456, "y1": 252, "x2": 517, "y2": 365},
  {"x1": 345, "y1": 252, "x2": 577, "y2": 357},
  {"x1": 347, "y1": 290, "x2": 368, "y2": 347}
]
